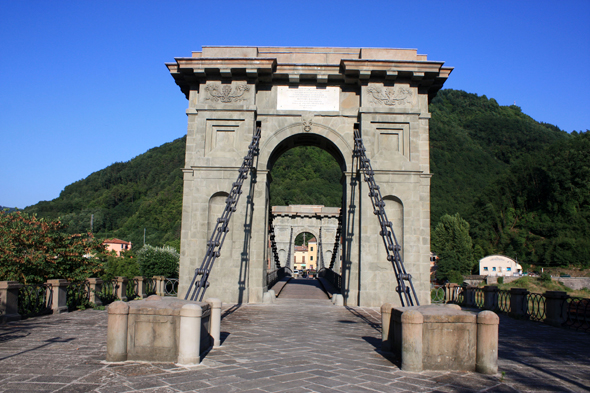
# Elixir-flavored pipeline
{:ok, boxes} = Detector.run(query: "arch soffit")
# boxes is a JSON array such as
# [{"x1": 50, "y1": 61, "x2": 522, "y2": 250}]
[{"x1": 260, "y1": 122, "x2": 353, "y2": 172}]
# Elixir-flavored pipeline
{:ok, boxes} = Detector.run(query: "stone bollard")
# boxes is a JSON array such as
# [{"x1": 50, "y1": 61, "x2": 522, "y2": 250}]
[
  {"x1": 333, "y1": 294, "x2": 344, "y2": 306},
  {"x1": 86, "y1": 278, "x2": 103, "y2": 307},
  {"x1": 206, "y1": 298, "x2": 222, "y2": 348},
  {"x1": 46, "y1": 279, "x2": 69, "y2": 314},
  {"x1": 483, "y1": 286, "x2": 499, "y2": 311},
  {"x1": 106, "y1": 301, "x2": 129, "y2": 362},
  {"x1": 134, "y1": 276, "x2": 146, "y2": 299},
  {"x1": 464, "y1": 285, "x2": 476, "y2": 307},
  {"x1": 401, "y1": 310, "x2": 423, "y2": 372},
  {"x1": 0, "y1": 281, "x2": 23, "y2": 323},
  {"x1": 476, "y1": 311, "x2": 499, "y2": 374},
  {"x1": 544, "y1": 291, "x2": 569, "y2": 327},
  {"x1": 116, "y1": 277, "x2": 128, "y2": 301},
  {"x1": 177, "y1": 304, "x2": 203, "y2": 365},
  {"x1": 380, "y1": 303, "x2": 393, "y2": 352},
  {"x1": 509, "y1": 288, "x2": 528, "y2": 319}
]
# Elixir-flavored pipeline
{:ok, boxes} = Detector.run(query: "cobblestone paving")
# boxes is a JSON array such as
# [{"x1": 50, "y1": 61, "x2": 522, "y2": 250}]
[{"x1": 1, "y1": 299, "x2": 589, "y2": 392}]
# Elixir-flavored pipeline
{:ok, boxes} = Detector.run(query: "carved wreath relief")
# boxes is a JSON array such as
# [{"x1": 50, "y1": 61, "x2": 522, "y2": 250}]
[
  {"x1": 366, "y1": 86, "x2": 412, "y2": 106},
  {"x1": 205, "y1": 83, "x2": 250, "y2": 103},
  {"x1": 302, "y1": 114, "x2": 313, "y2": 132}
]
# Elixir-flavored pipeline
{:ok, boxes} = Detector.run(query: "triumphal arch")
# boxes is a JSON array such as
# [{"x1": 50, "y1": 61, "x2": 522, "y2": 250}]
[{"x1": 167, "y1": 46, "x2": 451, "y2": 307}]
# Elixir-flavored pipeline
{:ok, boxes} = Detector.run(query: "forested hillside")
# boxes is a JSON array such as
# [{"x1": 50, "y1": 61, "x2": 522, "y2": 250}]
[
  {"x1": 22, "y1": 89, "x2": 588, "y2": 268},
  {"x1": 429, "y1": 89, "x2": 569, "y2": 226}
]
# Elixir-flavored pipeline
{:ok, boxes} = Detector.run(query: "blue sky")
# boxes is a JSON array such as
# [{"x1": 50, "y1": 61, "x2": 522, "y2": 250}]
[{"x1": 1, "y1": 0, "x2": 589, "y2": 208}]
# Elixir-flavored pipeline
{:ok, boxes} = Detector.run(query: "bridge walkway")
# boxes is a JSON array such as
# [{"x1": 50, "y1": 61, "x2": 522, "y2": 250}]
[
  {"x1": 0, "y1": 302, "x2": 589, "y2": 392},
  {"x1": 276, "y1": 277, "x2": 330, "y2": 300}
]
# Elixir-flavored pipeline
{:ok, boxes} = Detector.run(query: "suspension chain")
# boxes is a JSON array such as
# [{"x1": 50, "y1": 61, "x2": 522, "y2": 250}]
[
  {"x1": 269, "y1": 215, "x2": 281, "y2": 268},
  {"x1": 328, "y1": 206, "x2": 343, "y2": 269},
  {"x1": 286, "y1": 228, "x2": 293, "y2": 270},
  {"x1": 185, "y1": 125, "x2": 261, "y2": 302},
  {"x1": 353, "y1": 125, "x2": 420, "y2": 307},
  {"x1": 318, "y1": 228, "x2": 325, "y2": 270}
]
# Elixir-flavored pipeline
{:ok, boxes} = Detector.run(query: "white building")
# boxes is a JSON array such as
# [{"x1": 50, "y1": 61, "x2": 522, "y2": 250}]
[{"x1": 479, "y1": 255, "x2": 523, "y2": 277}]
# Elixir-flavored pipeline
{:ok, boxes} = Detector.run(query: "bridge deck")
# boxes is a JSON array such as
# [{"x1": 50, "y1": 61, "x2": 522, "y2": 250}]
[
  {"x1": 276, "y1": 277, "x2": 330, "y2": 300},
  {"x1": 0, "y1": 302, "x2": 589, "y2": 392}
]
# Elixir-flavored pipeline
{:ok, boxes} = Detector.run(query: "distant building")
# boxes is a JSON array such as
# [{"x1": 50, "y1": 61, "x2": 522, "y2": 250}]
[
  {"x1": 430, "y1": 252, "x2": 439, "y2": 280},
  {"x1": 293, "y1": 237, "x2": 318, "y2": 271},
  {"x1": 479, "y1": 255, "x2": 522, "y2": 277},
  {"x1": 103, "y1": 238, "x2": 132, "y2": 257},
  {"x1": 294, "y1": 244, "x2": 308, "y2": 271}
]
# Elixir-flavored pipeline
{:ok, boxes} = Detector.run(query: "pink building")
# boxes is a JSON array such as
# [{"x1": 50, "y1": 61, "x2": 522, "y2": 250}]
[{"x1": 103, "y1": 238, "x2": 132, "y2": 257}]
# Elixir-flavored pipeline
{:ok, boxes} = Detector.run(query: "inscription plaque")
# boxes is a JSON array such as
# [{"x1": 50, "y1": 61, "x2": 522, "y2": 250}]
[{"x1": 277, "y1": 86, "x2": 339, "y2": 111}]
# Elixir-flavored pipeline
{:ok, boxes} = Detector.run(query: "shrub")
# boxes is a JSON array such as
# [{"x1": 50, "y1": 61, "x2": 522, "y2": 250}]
[
  {"x1": 447, "y1": 270, "x2": 464, "y2": 285},
  {"x1": 539, "y1": 272, "x2": 552, "y2": 283},
  {"x1": 497, "y1": 277, "x2": 504, "y2": 284},
  {"x1": 136, "y1": 244, "x2": 179, "y2": 278}
]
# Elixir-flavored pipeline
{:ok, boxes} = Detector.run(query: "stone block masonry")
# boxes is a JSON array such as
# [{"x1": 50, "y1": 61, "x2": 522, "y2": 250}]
[{"x1": 167, "y1": 46, "x2": 452, "y2": 307}]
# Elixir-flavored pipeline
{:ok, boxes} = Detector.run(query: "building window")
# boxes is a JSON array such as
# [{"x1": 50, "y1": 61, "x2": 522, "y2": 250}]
[
  {"x1": 483, "y1": 267, "x2": 488, "y2": 271},
  {"x1": 310, "y1": 247, "x2": 314, "y2": 251},
  {"x1": 492, "y1": 267, "x2": 496, "y2": 271},
  {"x1": 310, "y1": 256, "x2": 313, "y2": 261},
  {"x1": 507, "y1": 267, "x2": 511, "y2": 271}
]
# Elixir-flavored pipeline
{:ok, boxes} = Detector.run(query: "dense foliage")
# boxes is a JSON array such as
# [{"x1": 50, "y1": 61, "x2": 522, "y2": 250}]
[
  {"x1": 270, "y1": 146, "x2": 342, "y2": 207},
  {"x1": 0, "y1": 211, "x2": 105, "y2": 284},
  {"x1": 136, "y1": 244, "x2": 179, "y2": 278},
  {"x1": 432, "y1": 213, "x2": 476, "y2": 281},
  {"x1": 469, "y1": 131, "x2": 590, "y2": 268},
  {"x1": 429, "y1": 89, "x2": 568, "y2": 226}
]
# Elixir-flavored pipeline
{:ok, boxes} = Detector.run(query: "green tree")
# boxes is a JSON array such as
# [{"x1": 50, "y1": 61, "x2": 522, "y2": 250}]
[
  {"x1": 0, "y1": 211, "x2": 105, "y2": 284},
  {"x1": 136, "y1": 244, "x2": 179, "y2": 278},
  {"x1": 433, "y1": 213, "x2": 475, "y2": 281}
]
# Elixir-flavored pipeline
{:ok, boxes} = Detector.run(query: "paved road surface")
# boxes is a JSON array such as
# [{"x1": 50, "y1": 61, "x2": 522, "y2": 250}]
[
  {"x1": 277, "y1": 278, "x2": 329, "y2": 300},
  {"x1": 0, "y1": 299, "x2": 589, "y2": 392}
]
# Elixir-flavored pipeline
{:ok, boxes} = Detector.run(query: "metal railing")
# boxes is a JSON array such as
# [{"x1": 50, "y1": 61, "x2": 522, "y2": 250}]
[
  {"x1": 67, "y1": 281, "x2": 91, "y2": 311},
  {"x1": 18, "y1": 283, "x2": 51, "y2": 318},
  {"x1": 267, "y1": 266, "x2": 292, "y2": 289},
  {"x1": 445, "y1": 285, "x2": 588, "y2": 333},
  {"x1": 164, "y1": 278, "x2": 179, "y2": 296},
  {"x1": 318, "y1": 268, "x2": 342, "y2": 293},
  {"x1": 527, "y1": 292, "x2": 546, "y2": 321}
]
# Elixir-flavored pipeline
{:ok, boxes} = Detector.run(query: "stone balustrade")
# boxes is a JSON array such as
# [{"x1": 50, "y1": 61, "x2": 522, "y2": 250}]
[{"x1": 1, "y1": 276, "x2": 181, "y2": 323}]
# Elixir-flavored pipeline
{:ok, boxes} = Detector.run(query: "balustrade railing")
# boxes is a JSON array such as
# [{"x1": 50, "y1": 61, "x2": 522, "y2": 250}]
[
  {"x1": 267, "y1": 266, "x2": 292, "y2": 289},
  {"x1": 2, "y1": 275, "x2": 181, "y2": 323},
  {"x1": 317, "y1": 268, "x2": 342, "y2": 293},
  {"x1": 164, "y1": 278, "x2": 179, "y2": 296},
  {"x1": 18, "y1": 283, "x2": 51, "y2": 318},
  {"x1": 440, "y1": 285, "x2": 588, "y2": 333},
  {"x1": 66, "y1": 281, "x2": 91, "y2": 311}
]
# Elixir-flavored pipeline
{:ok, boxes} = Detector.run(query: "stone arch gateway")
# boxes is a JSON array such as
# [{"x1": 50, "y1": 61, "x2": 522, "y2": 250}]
[{"x1": 167, "y1": 46, "x2": 452, "y2": 307}]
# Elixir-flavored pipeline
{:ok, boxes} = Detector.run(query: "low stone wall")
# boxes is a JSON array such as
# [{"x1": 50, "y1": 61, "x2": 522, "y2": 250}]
[
  {"x1": 484, "y1": 276, "x2": 521, "y2": 285},
  {"x1": 556, "y1": 277, "x2": 590, "y2": 290}
]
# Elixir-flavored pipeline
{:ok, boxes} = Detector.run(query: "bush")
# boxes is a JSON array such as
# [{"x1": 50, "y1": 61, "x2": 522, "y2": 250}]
[
  {"x1": 497, "y1": 277, "x2": 504, "y2": 284},
  {"x1": 539, "y1": 272, "x2": 552, "y2": 283},
  {"x1": 136, "y1": 244, "x2": 179, "y2": 278},
  {"x1": 447, "y1": 270, "x2": 464, "y2": 285}
]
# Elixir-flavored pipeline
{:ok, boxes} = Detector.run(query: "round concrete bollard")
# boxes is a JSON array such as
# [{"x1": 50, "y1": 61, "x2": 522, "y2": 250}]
[
  {"x1": 476, "y1": 310, "x2": 499, "y2": 374},
  {"x1": 334, "y1": 294, "x2": 344, "y2": 306},
  {"x1": 177, "y1": 304, "x2": 203, "y2": 366},
  {"x1": 445, "y1": 304, "x2": 462, "y2": 311},
  {"x1": 401, "y1": 310, "x2": 424, "y2": 372},
  {"x1": 206, "y1": 298, "x2": 222, "y2": 348},
  {"x1": 106, "y1": 301, "x2": 129, "y2": 362}
]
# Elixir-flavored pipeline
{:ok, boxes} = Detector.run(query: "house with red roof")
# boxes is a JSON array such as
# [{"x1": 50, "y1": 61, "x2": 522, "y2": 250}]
[{"x1": 103, "y1": 238, "x2": 132, "y2": 257}]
